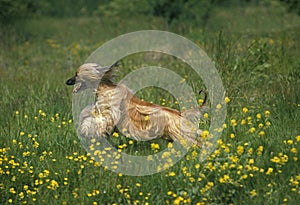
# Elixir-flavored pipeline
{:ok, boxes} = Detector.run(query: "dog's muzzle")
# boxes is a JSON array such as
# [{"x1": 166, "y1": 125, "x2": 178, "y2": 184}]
[{"x1": 66, "y1": 76, "x2": 76, "y2": 85}]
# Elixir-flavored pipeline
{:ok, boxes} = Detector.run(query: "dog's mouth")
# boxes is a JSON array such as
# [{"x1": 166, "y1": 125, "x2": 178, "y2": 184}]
[
  {"x1": 73, "y1": 83, "x2": 82, "y2": 93},
  {"x1": 73, "y1": 82, "x2": 89, "y2": 93},
  {"x1": 66, "y1": 76, "x2": 85, "y2": 93}
]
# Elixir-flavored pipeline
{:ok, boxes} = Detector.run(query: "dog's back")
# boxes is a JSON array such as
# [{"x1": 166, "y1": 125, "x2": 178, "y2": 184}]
[{"x1": 68, "y1": 63, "x2": 205, "y2": 147}]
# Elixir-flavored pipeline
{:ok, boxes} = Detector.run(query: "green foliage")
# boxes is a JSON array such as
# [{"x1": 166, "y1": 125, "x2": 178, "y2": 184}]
[
  {"x1": 0, "y1": 2, "x2": 300, "y2": 205},
  {"x1": 150, "y1": 0, "x2": 216, "y2": 26},
  {"x1": 95, "y1": 0, "x2": 152, "y2": 17},
  {"x1": 0, "y1": 0, "x2": 37, "y2": 23},
  {"x1": 2, "y1": 0, "x2": 293, "y2": 28},
  {"x1": 96, "y1": 0, "x2": 234, "y2": 27},
  {"x1": 280, "y1": 0, "x2": 300, "y2": 15}
]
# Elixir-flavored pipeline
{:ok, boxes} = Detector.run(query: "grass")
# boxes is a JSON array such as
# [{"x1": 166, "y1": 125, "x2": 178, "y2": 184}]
[{"x1": 0, "y1": 3, "x2": 300, "y2": 205}]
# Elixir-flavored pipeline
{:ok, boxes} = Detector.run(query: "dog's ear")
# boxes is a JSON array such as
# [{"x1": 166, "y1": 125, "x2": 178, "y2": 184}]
[
  {"x1": 99, "y1": 61, "x2": 119, "y2": 83},
  {"x1": 98, "y1": 61, "x2": 119, "y2": 74},
  {"x1": 109, "y1": 61, "x2": 120, "y2": 69}
]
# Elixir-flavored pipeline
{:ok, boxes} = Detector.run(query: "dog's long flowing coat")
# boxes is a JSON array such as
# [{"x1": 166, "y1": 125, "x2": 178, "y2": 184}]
[{"x1": 66, "y1": 63, "x2": 206, "y2": 147}]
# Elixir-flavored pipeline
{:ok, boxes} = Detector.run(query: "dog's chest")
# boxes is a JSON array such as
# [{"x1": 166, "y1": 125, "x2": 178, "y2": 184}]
[{"x1": 96, "y1": 85, "x2": 124, "y2": 122}]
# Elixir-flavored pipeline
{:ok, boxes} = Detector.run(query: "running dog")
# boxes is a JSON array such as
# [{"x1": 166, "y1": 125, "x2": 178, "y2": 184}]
[{"x1": 66, "y1": 63, "x2": 207, "y2": 147}]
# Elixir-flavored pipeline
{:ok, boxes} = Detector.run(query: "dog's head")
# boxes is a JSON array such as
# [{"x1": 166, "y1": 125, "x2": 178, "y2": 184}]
[{"x1": 66, "y1": 62, "x2": 118, "y2": 93}]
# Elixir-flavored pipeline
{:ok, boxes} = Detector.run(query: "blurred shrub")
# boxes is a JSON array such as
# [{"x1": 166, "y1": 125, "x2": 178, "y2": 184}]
[
  {"x1": 96, "y1": 0, "x2": 218, "y2": 27},
  {"x1": 0, "y1": 0, "x2": 107, "y2": 23},
  {"x1": 279, "y1": 0, "x2": 300, "y2": 15},
  {"x1": 95, "y1": 0, "x2": 152, "y2": 17},
  {"x1": 0, "y1": 0, "x2": 38, "y2": 23},
  {"x1": 95, "y1": 0, "x2": 265, "y2": 28},
  {"x1": 2, "y1": 0, "x2": 291, "y2": 27}
]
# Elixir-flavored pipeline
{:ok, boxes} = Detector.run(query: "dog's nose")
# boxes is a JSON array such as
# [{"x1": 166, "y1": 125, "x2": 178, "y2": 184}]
[{"x1": 66, "y1": 76, "x2": 76, "y2": 85}]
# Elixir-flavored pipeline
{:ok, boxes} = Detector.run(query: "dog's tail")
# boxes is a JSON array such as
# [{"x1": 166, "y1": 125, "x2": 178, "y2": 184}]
[
  {"x1": 198, "y1": 90, "x2": 208, "y2": 107},
  {"x1": 164, "y1": 111, "x2": 203, "y2": 147},
  {"x1": 181, "y1": 90, "x2": 209, "y2": 123}
]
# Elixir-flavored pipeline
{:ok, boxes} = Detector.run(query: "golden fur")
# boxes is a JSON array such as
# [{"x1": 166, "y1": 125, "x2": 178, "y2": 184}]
[{"x1": 66, "y1": 63, "x2": 206, "y2": 147}]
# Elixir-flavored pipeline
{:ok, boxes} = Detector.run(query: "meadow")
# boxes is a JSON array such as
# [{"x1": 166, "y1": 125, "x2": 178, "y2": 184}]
[{"x1": 0, "y1": 3, "x2": 300, "y2": 205}]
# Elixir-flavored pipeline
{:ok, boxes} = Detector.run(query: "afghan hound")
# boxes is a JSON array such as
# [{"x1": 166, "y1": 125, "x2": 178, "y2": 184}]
[{"x1": 66, "y1": 63, "x2": 207, "y2": 147}]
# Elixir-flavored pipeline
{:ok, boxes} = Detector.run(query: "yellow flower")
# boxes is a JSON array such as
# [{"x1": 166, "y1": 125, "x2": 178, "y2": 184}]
[
  {"x1": 280, "y1": 154, "x2": 289, "y2": 163},
  {"x1": 18, "y1": 192, "x2": 24, "y2": 199},
  {"x1": 266, "y1": 167, "x2": 273, "y2": 175},
  {"x1": 9, "y1": 187, "x2": 16, "y2": 194},
  {"x1": 247, "y1": 116, "x2": 252, "y2": 124},
  {"x1": 198, "y1": 99, "x2": 204, "y2": 104},
  {"x1": 168, "y1": 172, "x2": 176, "y2": 177},
  {"x1": 112, "y1": 132, "x2": 119, "y2": 138},
  {"x1": 248, "y1": 148, "x2": 253, "y2": 155},
  {"x1": 174, "y1": 197, "x2": 183, "y2": 205},
  {"x1": 256, "y1": 113, "x2": 261, "y2": 119},
  {"x1": 240, "y1": 174, "x2": 248, "y2": 180},
  {"x1": 38, "y1": 173, "x2": 44, "y2": 178},
  {"x1": 33, "y1": 141, "x2": 39, "y2": 148},
  {"x1": 151, "y1": 143, "x2": 160, "y2": 150},
  {"x1": 47, "y1": 180, "x2": 59, "y2": 190},
  {"x1": 241, "y1": 119, "x2": 246, "y2": 125},
  {"x1": 202, "y1": 130, "x2": 209, "y2": 138},
  {"x1": 191, "y1": 150, "x2": 198, "y2": 158},
  {"x1": 271, "y1": 156, "x2": 280, "y2": 163},
  {"x1": 225, "y1": 97, "x2": 230, "y2": 103},
  {"x1": 229, "y1": 155, "x2": 238, "y2": 163},
  {"x1": 162, "y1": 151, "x2": 171, "y2": 159},
  {"x1": 237, "y1": 145, "x2": 244, "y2": 155},
  {"x1": 289, "y1": 177, "x2": 299, "y2": 186},
  {"x1": 219, "y1": 174, "x2": 230, "y2": 183},
  {"x1": 147, "y1": 155, "x2": 153, "y2": 161},
  {"x1": 20, "y1": 131, "x2": 25, "y2": 136},
  {"x1": 216, "y1": 104, "x2": 222, "y2": 109},
  {"x1": 242, "y1": 107, "x2": 248, "y2": 113},
  {"x1": 230, "y1": 133, "x2": 235, "y2": 139},
  {"x1": 291, "y1": 148, "x2": 297, "y2": 153},
  {"x1": 203, "y1": 113, "x2": 209, "y2": 119},
  {"x1": 265, "y1": 110, "x2": 270, "y2": 116},
  {"x1": 250, "y1": 189, "x2": 257, "y2": 197},
  {"x1": 257, "y1": 146, "x2": 264, "y2": 156},
  {"x1": 296, "y1": 135, "x2": 300, "y2": 142},
  {"x1": 230, "y1": 119, "x2": 237, "y2": 126},
  {"x1": 249, "y1": 127, "x2": 256, "y2": 133}
]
